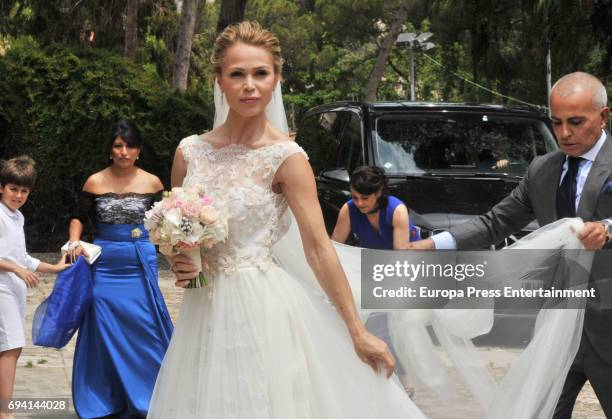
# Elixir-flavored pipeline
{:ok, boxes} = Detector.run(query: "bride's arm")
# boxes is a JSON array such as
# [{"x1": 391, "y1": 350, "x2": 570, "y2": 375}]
[
  {"x1": 171, "y1": 148, "x2": 187, "y2": 188},
  {"x1": 166, "y1": 147, "x2": 200, "y2": 284},
  {"x1": 275, "y1": 154, "x2": 395, "y2": 377}
]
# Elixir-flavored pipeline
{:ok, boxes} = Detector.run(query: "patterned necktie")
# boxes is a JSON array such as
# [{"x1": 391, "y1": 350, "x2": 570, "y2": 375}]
[{"x1": 556, "y1": 156, "x2": 583, "y2": 218}]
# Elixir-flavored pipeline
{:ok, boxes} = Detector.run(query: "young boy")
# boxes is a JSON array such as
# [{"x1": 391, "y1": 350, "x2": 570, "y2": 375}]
[{"x1": 0, "y1": 156, "x2": 69, "y2": 418}]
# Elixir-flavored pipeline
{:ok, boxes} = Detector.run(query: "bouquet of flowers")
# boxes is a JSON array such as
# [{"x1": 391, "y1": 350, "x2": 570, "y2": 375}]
[{"x1": 144, "y1": 187, "x2": 228, "y2": 288}]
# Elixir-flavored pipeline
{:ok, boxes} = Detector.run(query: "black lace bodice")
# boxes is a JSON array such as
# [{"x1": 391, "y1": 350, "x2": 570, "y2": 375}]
[{"x1": 75, "y1": 191, "x2": 162, "y2": 225}]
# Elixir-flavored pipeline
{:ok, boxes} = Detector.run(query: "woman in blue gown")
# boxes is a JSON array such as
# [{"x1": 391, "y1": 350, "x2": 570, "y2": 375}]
[
  {"x1": 331, "y1": 165, "x2": 418, "y2": 395},
  {"x1": 331, "y1": 165, "x2": 419, "y2": 249},
  {"x1": 67, "y1": 120, "x2": 173, "y2": 418}
]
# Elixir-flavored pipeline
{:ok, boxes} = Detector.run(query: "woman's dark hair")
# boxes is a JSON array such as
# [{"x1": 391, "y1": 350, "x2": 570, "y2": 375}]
[
  {"x1": 349, "y1": 165, "x2": 389, "y2": 208},
  {"x1": 106, "y1": 120, "x2": 144, "y2": 164}
]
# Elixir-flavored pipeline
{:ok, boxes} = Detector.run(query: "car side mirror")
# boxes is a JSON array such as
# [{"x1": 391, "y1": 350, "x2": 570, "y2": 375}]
[{"x1": 319, "y1": 168, "x2": 350, "y2": 183}]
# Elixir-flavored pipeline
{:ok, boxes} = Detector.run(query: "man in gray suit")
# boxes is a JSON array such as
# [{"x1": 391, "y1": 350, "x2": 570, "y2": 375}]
[{"x1": 409, "y1": 71, "x2": 611, "y2": 417}]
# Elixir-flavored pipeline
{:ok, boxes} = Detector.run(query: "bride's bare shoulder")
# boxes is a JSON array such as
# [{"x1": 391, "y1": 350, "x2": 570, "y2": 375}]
[
  {"x1": 199, "y1": 129, "x2": 225, "y2": 148},
  {"x1": 267, "y1": 137, "x2": 294, "y2": 147},
  {"x1": 262, "y1": 126, "x2": 295, "y2": 147}
]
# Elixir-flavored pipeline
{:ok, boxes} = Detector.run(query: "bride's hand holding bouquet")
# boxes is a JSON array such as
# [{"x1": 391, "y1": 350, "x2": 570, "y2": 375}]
[{"x1": 144, "y1": 187, "x2": 228, "y2": 288}]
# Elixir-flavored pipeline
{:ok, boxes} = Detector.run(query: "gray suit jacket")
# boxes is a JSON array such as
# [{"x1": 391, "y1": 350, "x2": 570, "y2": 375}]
[{"x1": 450, "y1": 133, "x2": 612, "y2": 362}]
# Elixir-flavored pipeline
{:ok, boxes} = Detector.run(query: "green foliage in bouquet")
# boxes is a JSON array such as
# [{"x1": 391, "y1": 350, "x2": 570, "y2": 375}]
[{"x1": 0, "y1": 38, "x2": 213, "y2": 250}]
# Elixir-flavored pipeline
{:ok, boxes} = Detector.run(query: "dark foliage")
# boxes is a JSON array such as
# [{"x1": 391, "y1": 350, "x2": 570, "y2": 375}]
[{"x1": 0, "y1": 39, "x2": 213, "y2": 250}]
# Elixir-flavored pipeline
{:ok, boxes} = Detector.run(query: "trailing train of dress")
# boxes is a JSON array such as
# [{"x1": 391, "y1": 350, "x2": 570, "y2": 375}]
[{"x1": 274, "y1": 214, "x2": 591, "y2": 418}]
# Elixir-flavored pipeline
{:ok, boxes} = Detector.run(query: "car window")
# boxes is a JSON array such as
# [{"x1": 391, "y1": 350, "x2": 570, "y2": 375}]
[
  {"x1": 336, "y1": 111, "x2": 364, "y2": 173},
  {"x1": 373, "y1": 113, "x2": 557, "y2": 175},
  {"x1": 296, "y1": 111, "x2": 342, "y2": 175}
]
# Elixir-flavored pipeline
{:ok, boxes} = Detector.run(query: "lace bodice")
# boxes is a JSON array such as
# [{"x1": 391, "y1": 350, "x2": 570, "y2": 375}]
[
  {"x1": 75, "y1": 191, "x2": 161, "y2": 225},
  {"x1": 95, "y1": 193, "x2": 160, "y2": 224},
  {"x1": 178, "y1": 135, "x2": 307, "y2": 276}
]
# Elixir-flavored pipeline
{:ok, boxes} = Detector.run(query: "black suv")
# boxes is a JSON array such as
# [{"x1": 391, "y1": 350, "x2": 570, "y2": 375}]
[{"x1": 296, "y1": 101, "x2": 558, "y2": 247}]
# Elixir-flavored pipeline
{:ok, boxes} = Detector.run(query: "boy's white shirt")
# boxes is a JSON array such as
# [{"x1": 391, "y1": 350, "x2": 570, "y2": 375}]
[
  {"x1": 0, "y1": 203, "x2": 40, "y2": 278},
  {"x1": 0, "y1": 203, "x2": 36, "y2": 350}
]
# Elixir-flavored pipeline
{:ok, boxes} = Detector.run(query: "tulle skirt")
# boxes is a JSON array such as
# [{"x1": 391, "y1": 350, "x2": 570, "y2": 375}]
[{"x1": 148, "y1": 264, "x2": 424, "y2": 418}]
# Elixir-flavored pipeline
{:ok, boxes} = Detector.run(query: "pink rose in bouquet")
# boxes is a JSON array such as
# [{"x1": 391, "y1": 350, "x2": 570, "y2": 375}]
[{"x1": 144, "y1": 187, "x2": 228, "y2": 288}]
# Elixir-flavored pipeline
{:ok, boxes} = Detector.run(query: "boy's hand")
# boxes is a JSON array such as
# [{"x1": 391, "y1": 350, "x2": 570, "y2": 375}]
[
  {"x1": 54, "y1": 256, "x2": 71, "y2": 272},
  {"x1": 15, "y1": 266, "x2": 39, "y2": 288}
]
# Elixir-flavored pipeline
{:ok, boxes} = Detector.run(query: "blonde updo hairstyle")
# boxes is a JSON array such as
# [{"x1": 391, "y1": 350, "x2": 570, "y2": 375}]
[{"x1": 211, "y1": 21, "x2": 283, "y2": 77}]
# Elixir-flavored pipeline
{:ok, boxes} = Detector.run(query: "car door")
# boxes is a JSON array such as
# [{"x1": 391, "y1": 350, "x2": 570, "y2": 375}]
[{"x1": 297, "y1": 107, "x2": 365, "y2": 233}]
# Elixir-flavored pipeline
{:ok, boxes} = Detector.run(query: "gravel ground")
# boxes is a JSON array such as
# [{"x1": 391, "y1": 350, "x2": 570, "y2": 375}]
[{"x1": 11, "y1": 253, "x2": 605, "y2": 418}]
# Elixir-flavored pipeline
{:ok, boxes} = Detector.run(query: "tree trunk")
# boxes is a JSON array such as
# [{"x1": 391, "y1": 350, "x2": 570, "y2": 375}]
[
  {"x1": 123, "y1": 0, "x2": 138, "y2": 60},
  {"x1": 172, "y1": 0, "x2": 199, "y2": 90},
  {"x1": 295, "y1": 0, "x2": 315, "y2": 12},
  {"x1": 194, "y1": 0, "x2": 207, "y2": 34},
  {"x1": 216, "y1": 0, "x2": 247, "y2": 33},
  {"x1": 364, "y1": 0, "x2": 412, "y2": 101},
  {"x1": 469, "y1": 1, "x2": 488, "y2": 102}
]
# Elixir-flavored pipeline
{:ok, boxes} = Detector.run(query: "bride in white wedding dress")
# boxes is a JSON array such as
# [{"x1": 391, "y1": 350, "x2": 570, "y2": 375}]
[
  {"x1": 148, "y1": 20, "x2": 593, "y2": 419},
  {"x1": 147, "y1": 21, "x2": 425, "y2": 418}
]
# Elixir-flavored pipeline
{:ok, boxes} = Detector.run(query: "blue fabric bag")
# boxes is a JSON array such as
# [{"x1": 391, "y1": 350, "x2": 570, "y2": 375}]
[{"x1": 32, "y1": 257, "x2": 93, "y2": 348}]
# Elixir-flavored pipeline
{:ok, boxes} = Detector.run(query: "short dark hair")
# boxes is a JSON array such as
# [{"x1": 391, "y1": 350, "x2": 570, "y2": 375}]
[
  {"x1": 349, "y1": 165, "x2": 389, "y2": 208},
  {"x1": 106, "y1": 120, "x2": 143, "y2": 163},
  {"x1": 0, "y1": 155, "x2": 37, "y2": 189}
]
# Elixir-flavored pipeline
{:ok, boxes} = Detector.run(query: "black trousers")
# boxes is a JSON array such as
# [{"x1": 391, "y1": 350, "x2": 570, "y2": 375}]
[{"x1": 553, "y1": 335, "x2": 612, "y2": 418}]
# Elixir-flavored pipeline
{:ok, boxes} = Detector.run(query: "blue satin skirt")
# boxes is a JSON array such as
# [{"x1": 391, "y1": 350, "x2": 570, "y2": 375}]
[{"x1": 72, "y1": 224, "x2": 173, "y2": 418}]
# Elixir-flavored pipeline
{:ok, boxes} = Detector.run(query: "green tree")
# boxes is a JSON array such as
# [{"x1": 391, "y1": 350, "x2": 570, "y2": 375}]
[
  {"x1": 0, "y1": 38, "x2": 213, "y2": 249},
  {"x1": 364, "y1": 0, "x2": 412, "y2": 101}
]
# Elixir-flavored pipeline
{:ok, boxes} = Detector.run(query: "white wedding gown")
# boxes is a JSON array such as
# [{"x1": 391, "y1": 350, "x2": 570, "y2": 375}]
[{"x1": 148, "y1": 135, "x2": 425, "y2": 418}]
